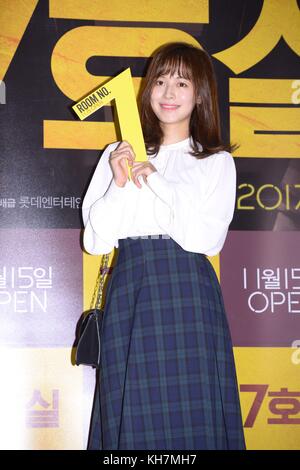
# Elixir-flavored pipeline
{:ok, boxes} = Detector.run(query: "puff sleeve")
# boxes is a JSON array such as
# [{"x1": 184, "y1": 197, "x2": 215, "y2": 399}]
[
  {"x1": 82, "y1": 141, "x2": 128, "y2": 255},
  {"x1": 146, "y1": 151, "x2": 237, "y2": 256}
]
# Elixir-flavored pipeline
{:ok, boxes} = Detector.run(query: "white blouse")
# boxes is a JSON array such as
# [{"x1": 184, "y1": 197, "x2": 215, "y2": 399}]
[{"x1": 82, "y1": 137, "x2": 237, "y2": 256}]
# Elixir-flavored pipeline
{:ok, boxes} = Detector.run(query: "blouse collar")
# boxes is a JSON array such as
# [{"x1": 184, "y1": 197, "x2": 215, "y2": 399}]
[
  {"x1": 148, "y1": 137, "x2": 203, "y2": 160},
  {"x1": 159, "y1": 136, "x2": 191, "y2": 150},
  {"x1": 159, "y1": 136, "x2": 203, "y2": 152}
]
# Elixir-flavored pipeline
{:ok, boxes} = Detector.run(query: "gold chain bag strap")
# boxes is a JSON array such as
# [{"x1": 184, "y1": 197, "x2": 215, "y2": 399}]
[
  {"x1": 91, "y1": 253, "x2": 110, "y2": 310},
  {"x1": 75, "y1": 253, "x2": 110, "y2": 368}
]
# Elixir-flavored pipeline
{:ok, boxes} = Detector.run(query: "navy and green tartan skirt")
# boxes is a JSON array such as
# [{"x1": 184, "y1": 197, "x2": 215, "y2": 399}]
[{"x1": 88, "y1": 235, "x2": 245, "y2": 450}]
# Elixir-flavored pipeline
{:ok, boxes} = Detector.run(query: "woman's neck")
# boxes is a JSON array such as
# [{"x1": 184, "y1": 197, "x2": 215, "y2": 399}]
[{"x1": 160, "y1": 124, "x2": 190, "y2": 145}]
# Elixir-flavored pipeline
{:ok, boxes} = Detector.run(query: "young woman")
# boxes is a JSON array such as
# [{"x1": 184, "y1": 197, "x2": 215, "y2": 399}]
[{"x1": 82, "y1": 42, "x2": 245, "y2": 450}]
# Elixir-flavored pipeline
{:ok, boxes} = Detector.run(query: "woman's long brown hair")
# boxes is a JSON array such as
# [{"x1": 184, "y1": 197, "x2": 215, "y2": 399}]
[{"x1": 139, "y1": 42, "x2": 239, "y2": 159}]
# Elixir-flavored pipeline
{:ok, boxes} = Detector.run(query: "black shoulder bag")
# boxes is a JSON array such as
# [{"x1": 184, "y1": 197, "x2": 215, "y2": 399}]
[{"x1": 75, "y1": 253, "x2": 110, "y2": 368}]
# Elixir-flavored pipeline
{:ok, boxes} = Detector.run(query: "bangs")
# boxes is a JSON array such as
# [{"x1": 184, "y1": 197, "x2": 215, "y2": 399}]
[{"x1": 152, "y1": 53, "x2": 193, "y2": 81}]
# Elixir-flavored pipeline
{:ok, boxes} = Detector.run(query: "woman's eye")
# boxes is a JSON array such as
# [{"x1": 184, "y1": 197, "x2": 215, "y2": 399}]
[
  {"x1": 179, "y1": 82, "x2": 188, "y2": 87},
  {"x1": 156, "y1": 80, "x2": 164, "y2": 85}
]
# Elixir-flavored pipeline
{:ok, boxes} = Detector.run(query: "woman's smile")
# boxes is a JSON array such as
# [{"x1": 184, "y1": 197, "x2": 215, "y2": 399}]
[{"x1": 159, "y1": 103, "x2": 180, "y2": 110}]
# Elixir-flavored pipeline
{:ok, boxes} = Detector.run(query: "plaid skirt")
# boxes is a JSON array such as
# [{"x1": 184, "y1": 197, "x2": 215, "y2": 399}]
[{"x1": 88, "y1": 235, "x2": 245, "y2": 450}]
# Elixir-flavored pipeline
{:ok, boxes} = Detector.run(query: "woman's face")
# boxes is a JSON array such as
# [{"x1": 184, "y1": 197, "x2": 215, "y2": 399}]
[{"x1": 150, "y1": 70, "x2": 199, "y2": 130}]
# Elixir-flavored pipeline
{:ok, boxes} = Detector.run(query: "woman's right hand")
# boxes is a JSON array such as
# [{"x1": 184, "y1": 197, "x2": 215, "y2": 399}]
[{"x1": 108, "y1": 141, "x2": 135, "y2": 187}]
